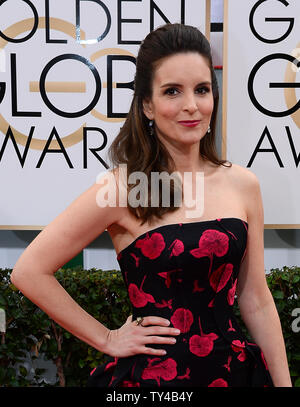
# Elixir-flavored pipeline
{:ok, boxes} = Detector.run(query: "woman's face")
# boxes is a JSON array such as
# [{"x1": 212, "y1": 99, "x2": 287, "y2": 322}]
[{"x1": 143, "y1": 52, "x2": 214, "y2": 150}]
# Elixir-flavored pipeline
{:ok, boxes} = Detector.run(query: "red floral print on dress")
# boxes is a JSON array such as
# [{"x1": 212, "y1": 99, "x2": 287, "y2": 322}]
[
  {"x1": 223, "y1": 355, "x2": 232, "y2": 372},
  {"x1": 227, "y1": 230, "x2": 237, "y2": 240},
  {"x1": 120, "y1": 380, "x2": 140, "y2": 387},
  {"x1": 242, "y1": 221, "x2": 248, "y2": 232},
  {"x1": 240, "y1": 247, "x2": 247, "y2": 264},
  {"x1": 128, "y1": 275, "x2": 155, "y2": 308},
  {"x1": 158, "y1": 268, "x2": 182, "y2": 288},
  {"x1": 237, "y1": 351, "x2": 247, "y2": 362},
  {"x1": 108, "y1": 375, "x2": 116, "y2": 386},
  {"x1": 240, "y1": 223, "x2": 248, "y2": 265},
  {"x1": 208, "y1": 298, "x2": 214, "y2": 308},
  {"x1": 158, "y1": 271, "x2": 168, "y2": 285},
  {"x1": 190, "y1": 229, "x2": 229, "y2": 276},
  {"x1": 170, "y1": 308, "x2": 194, "y2": 333},
  {"x1": 193, "y1": 280, "x2": 205, "y2": 293},
  {"x1": 208, "y1": 378, "x2": 228, "y2": 387},
  {"x1": 209, "y1": 263, "x2": 233, "y2": 293},
  {"x1": 135, "y1": 232, "x2": 165, "y2": 259},
  {"x1": 189, "y1": 316, "x2": 218, "y2": 357},
  {"x1": 247, "y1": 341, "x2": 268, "y2": 368},
  {"x1": 104, "y1": 356, "x2": 118, "y2": 371},
  {"x1": 177, "y1": 367, "x2": 191, "y2": 380},
  {"x1": 141, "y1": 357, "x2": 177, "y2": 386},
  {"x1": 231, "y1": 340, "x2": 247, "y2": 362},
  {"x1": 227, "y1": 319, "x2": 236, "y2": 332},
  {"x1": 90, "y1": 367, "x2": 96, "y2": 376},
  {"x1": 227, "y1": 277, "x2": 237, "y2": 305},
  {"x1": 168, "y1": 239, "x2": 184, "y2": 258},
  {"x1": 155, "y1": 299, "x2": 173, "y2": 309},
  {"x1": 130, "y1": 252, "x2": 140, "y2": 268},
  {"x1": 260, "y1": 349, "x2": 269, "y2": 370},
  {"x1": 231, "y1": 339, "x2": 245, "y2": 349}
]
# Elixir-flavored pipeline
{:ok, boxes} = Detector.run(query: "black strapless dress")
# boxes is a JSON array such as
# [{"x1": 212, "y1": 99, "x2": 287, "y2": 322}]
[{"x1": 87, "y1": 217, "x2": 274, "y2": 387}]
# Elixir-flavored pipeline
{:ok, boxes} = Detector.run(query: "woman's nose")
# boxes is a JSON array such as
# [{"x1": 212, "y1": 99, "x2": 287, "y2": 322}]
[{"x1": 183, "y1": 93, "x2": 198, "y2": 113}]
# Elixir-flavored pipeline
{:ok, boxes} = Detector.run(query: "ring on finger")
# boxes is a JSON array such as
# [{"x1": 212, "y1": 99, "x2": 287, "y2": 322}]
[{"x1": 136, "y1": 316, "x2": 144, "y2": 326}]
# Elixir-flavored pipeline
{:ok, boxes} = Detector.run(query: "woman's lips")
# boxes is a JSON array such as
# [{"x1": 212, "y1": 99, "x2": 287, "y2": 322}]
[{"x1": 178, "y1": 120, "x2": 201, "y2": 128}]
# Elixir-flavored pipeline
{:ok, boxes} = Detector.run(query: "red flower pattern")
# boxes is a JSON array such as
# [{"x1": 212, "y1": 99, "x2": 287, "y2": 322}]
[
  {"x1": 227, "y1": 319, "x2": 236, "y2": 332},
  {"x1": 208, "y1": 297, "x2": 215, "y2": 308},
  {"x1": 171, "y1": 308, "x2": 194, "y2": 333},
  {"x1": 208, "y1": 378, "x2": 228, "y2": 387},
  {"x1": 193, "y1": 280, "x2": 205, "y2": 293},
  {"x1": 120, "y1": 380, "x2": 140, "y2": 387},
  {"x1": 223, "y1": 355, "x2": 232, "y2": 372},
  {"x1": 209, "y1": 263, "x2": 233, "y2": 293},
  {"x1": 227, "y1": 278, "x2": 237, "y2": 305},
  {"x1": 158, "y1": 268, "x2": 182, "y2": 288},
  {"x1": 231, "y1": 340, "x2": 247, "y2": 362},
  {"x1": 189, "y1": 316, "x2": 218, "y2": 357},
  {"x1": 104, "y1": 357, "x2": 118, "y2": 371},
  {"x1": 260, "y1": 350, "x2": 269, "y2": 370},
  {"x1": 135, "y1": 232, "x2": 165, "y2": 259},
  {"x1": 177, "y1": 367, "x2": 191, "y2": 380},
  {"x1": 130, "y1": 252, "x2": 140, "y2": 268},
  {"x1": 168, "y1": 239, "x2": 184, "y2": 257},
  {"x1": 155, "y1": 299, "x2": 173, "y2": 309},
  {"x1": 190, "y1": 229, "x2": 229, "y2": 276},
  {"x1": 141, "y1": 358, "x2": 177, "y2": 386},
  {"x1": 128, "y1": 275, "x2": 155, "y2": 308}
]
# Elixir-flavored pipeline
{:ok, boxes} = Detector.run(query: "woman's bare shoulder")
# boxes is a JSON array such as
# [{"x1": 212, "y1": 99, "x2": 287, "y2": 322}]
[
  {"x1": 223, "y1": 162, "x2": 260, "y2": 190},
  {"x1": 96, "y1": 166, "x2": 129, "y2": 216}
]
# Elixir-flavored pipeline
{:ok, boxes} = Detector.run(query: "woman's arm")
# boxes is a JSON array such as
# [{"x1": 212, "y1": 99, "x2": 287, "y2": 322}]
[
  {"x1": 236, "y1": 170, "x2": 292, "y2": 387},
  {"x1": 10, "y1": 173, "x2": 121, "y2": 354}
]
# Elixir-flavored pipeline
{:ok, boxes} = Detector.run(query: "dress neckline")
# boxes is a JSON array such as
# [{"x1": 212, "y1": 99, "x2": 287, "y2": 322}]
[{"x1": 116, "y1": 217, "x2": 248, "y2": 258}]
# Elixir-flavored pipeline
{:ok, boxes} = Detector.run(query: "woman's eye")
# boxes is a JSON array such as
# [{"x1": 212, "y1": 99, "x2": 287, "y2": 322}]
[
  {"x1": 165, "y1": 88, "x2": 179, "y2": 96},
  {"x1": 196, "y1": 86, "x2": 210, "y2": 95}
]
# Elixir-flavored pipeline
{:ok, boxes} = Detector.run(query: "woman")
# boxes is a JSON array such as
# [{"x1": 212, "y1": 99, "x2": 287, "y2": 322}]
[{"x1": 11, "y1": 24, "x2": 291, "y2": 387}]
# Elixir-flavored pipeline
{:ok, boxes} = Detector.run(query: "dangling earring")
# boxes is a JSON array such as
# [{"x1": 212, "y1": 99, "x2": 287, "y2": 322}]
[
  {"x1": 149, "y1": 120, "x2": 154, "y2": 136},
  {"x1": 207, "y1": 125, "x2": 211, "y2": 134}
]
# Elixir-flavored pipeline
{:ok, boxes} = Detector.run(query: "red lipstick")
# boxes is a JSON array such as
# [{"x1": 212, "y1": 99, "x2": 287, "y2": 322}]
[{"x1": 178, "y1": 120, "x2": 201, "y2": 128}]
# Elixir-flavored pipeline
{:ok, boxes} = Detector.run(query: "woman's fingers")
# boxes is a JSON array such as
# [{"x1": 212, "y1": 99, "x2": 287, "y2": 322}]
[
  {"x1": 106, "y1": 315, "x2": 181, "y2": 357},
  {"x1": 136, "y1": 324, "x2": 180, "y2": 337},
  {"x1": 136, "y1": 316, "x2": 170, "y2": 327},
  {"x1": 146, "y1": 335, "x2": 177, "y2": 344}
]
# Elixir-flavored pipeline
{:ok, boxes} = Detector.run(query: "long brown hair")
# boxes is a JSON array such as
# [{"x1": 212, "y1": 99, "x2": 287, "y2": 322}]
[{"x1": 108, "y1": 23, "x2": 231, "y2": 225}]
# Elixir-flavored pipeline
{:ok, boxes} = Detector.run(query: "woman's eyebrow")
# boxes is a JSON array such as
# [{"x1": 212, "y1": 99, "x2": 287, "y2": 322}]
[
  {"x1": 160, "y1": 81, "x2": 212, "y2": 88},
  {"x1": 160, "y1": 82, "x2": 181, "y2": 88}
]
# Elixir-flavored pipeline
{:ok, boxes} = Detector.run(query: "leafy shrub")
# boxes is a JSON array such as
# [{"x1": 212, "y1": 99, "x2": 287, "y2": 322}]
[
  {"x1": 0, "y1": 267, "x2": 131, "y2": 386},
  {"x1": 0, "y1": 266, "x2": 299, "y2": 386},
  {"x1": 234, "y1": 266, "x2": 300, "y2": 387}
]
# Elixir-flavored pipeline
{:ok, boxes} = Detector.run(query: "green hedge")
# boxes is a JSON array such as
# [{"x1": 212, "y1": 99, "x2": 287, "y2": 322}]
[{"x1": 0, "y1": 266, "x2": 299, "y2": 387}]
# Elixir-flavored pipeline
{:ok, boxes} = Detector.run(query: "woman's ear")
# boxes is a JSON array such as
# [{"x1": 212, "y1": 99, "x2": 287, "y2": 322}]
[{"x1": 143, "y1": 99, "x2": 154, "y2": 120}]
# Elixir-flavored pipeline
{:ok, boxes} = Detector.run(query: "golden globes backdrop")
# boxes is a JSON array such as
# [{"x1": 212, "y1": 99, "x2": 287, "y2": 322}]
[
  {"x1": 223, "y1": 0, "x2": 300, "y2": 228},
  {"x1": 0, "y1": 0, "x2": 210, "y2": 229}
]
